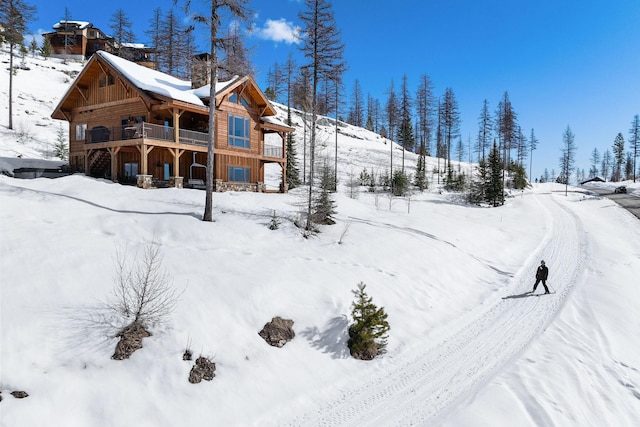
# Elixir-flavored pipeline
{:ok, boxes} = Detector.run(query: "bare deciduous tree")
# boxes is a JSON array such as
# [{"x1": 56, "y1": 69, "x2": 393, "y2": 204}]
[
  {"x1": 109, "y1": 243, "x2": 180, "y2": 328},
  {"x1": 185, "y1": 0, "x2": 252, "y2": 222}
]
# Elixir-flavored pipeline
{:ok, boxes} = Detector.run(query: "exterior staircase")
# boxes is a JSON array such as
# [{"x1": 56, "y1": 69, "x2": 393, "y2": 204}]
[{"x1": 89, "y1": 150, "x2": 110, "y2": 178}]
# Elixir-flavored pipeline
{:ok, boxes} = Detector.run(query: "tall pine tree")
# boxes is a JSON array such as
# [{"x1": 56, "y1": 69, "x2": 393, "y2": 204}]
[
  {"x1": 185, "y1": 0, "x2": 252, "y2": 222},
  {"x1": 0, "y1": 0, "x2": 36, "y2": 130},
  {"x1": 299, "y1": 0, "x2": 345, "y2": 232},
  {"x1": 629, "y1": 115, "x2": 639, "y2": 182},
  {"x1": 612, "y1": 132, "x2": 625, "y2": 182}
]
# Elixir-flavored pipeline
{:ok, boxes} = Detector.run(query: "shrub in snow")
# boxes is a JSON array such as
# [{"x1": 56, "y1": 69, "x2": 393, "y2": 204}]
[
  {"x1": 347, "y1": 282, "x2": 390, "y2": 361},
  {"x1": 107, "y1": 243, "x2": 180, "y2": 359},
  {"x1": 109, "y1": 243, "x2": 180, "y2": 328},
  {"x1": 259, "y1": 316, "x2": 295, "y2": 348},
  {"x1": 188, "y1": 357, "x2": 216, "y2": 383},
  {"x1": 268, "y1": 210, "x2": 280, "y2": 230}
]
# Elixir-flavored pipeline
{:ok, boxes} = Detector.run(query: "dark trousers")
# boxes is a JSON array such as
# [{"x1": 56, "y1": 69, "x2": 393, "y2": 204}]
[{"x1": 533, "y1": 278, "x2": 549, "y2": 293}]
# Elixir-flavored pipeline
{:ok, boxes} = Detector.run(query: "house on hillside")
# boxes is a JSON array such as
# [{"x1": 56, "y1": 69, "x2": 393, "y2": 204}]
[
  {"x1": 51, "y1": 51, "x2": 292, "y2": 192},
  {"x1": 42, "y1": 21, "x2": 154, "y2": 66}
]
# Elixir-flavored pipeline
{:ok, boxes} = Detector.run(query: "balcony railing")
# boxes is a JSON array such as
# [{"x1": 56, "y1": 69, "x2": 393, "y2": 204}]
[
  {"x1": 179, "y1": 128, "x2": 208, "y2": 146},
  {"x1": 86, "y1": 123, "x2": 283, "y2": 157},
  {"x1": 87, "y1": 123, "x2": 208, "y2": 147},
  {"x1": 264, "y1": 145, "x2": 283, "y2": 158}
]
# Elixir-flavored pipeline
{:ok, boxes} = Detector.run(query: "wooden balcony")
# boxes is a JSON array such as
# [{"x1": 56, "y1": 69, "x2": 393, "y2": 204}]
[{"x1": 86, "y1": 122, "x2": 208, "y2": 148}]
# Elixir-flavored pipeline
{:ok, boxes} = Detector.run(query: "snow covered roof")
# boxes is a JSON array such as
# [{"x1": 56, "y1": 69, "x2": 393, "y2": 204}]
[
  {"x1": 96, "y1": 51, "x2": 239, "y2": 107},
  {"x1": 53, "y1": 21, "x2": 92, "y2": 30},
  {"x1": 261, "y1": 115, "x2": 294, "y2": 131},
  {"x1": 0, "y1": 157, "x2": 67, "y2": 176}
]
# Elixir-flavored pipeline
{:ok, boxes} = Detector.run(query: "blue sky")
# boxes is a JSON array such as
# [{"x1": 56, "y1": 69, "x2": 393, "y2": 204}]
[{"x1": 30, "y1": 0, "x2": 640, "y2": 181}]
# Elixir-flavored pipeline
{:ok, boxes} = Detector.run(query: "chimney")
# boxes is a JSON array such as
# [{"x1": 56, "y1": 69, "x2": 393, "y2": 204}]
[{"x1": 191, "y1": 53, "x2": 211, "y2": 89}]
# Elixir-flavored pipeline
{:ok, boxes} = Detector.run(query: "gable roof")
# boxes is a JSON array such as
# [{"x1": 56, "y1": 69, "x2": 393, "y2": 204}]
[{"x1": 52, "y1": 51, "x2": 277, "y2": 121}]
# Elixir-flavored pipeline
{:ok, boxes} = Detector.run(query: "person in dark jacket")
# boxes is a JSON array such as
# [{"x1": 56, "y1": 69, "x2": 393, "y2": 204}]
[{"x1": 532, "y1": 260, "x2": 550, "y2": 294}]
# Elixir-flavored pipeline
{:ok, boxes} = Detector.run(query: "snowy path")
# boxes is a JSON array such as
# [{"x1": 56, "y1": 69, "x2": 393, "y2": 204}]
[{"x1": 290, "y1": 192, "x2": 588, "y2": 426}]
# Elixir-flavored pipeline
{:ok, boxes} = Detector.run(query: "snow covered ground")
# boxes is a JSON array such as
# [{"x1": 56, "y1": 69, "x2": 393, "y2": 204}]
[{"x1": 2, "y1": 50, "x2": 640, "y2": 426}]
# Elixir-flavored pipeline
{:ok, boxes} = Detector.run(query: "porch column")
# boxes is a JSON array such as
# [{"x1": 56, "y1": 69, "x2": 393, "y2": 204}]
[
  {"x1": 168, "y1": 147, "x2": 185, "y2": 188},
  {"x1": 137, "y1": 144, "x2": 155, "y2": 175},
  {"x1": 172, "y1": 109, "x2": 184, "y2": 143},
  {"x1": 280, "y1": 131, "x2": 288, "y2": 193},
  {"x1": 85, "y1": 148, "x2": 92, "y2": 176},
  {"x1": 108, "y1": 147, "x2": 121, "y2": 182}
]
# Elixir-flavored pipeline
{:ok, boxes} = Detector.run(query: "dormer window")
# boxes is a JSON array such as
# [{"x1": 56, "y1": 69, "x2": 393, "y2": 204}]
[
  {"x1": 99, "y1": 73, "x2": 115, "y2": 88},
  {"x1": 228, "y1": 92, "x2": 251, "y2": 108}
]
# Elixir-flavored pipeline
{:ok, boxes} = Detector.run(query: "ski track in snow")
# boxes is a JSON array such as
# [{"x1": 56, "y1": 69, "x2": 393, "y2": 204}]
[{"x1": 288, "y1": 192, "x2": 588, "y2": 426}]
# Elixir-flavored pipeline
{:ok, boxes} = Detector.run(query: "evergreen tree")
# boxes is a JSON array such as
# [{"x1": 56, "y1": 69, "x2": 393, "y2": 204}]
[
  {"x1": 559, "y1": 126, "x2": 577, "y2": 195},
  {"x1": 510, "y1": 160, "x2": 527, "y2": 189},
  {"x1": 486, "y1": 141, "x2": 504, "y2": 206},
  {"x1": 299, "y1": 0, "x2": 345, "y2": 232},
  {"x1": 469, "y1": 157, "x2": 488, "y2": 204},
  {"x1": 40, "y1": 36, "x2": 52, "y2": 58},
  {"x1": 54, "y1": 125, "x2": 68, "y2": 160},
  {"x1": 589, "y1": 148, "x2": 600, "y2": 178},
  {"x1": 385, "y1": 79, "x2": 399, "y2": 191},
  {"x1": 625, "y1": 152, "x2": 633, "y2": 180},
  {"x1": 456, "y1": 136, "x2": 465, "y2": 167},
  {"x1": 284, "y1": 53, "x2": 300, "y2": 190},
  {"x1": 311, "y1": 164, "x2": 336, "y2": 225},
  {"x1": 347, "y1": 282, "x2": 390, "y2": 361},
  {"x1": 391, "y1": 169, "x2": 409, "y2": 196},
  {"x1": 29, "y1": 36, "x2": 37, "y2": 57},
  {"x1": 601, "y1": 149, "x2": 612, "y2": 180},
  {"x1": 414, "y1": 140, "x2": 428, "y2": 191},
  {"x1": 629, "y1": 115, "x2": 639, "y2": 182},
  {"x1": 397, "y1": 74, "x2": 415, "y2": 167},
  {"x1": 612, "y1": 132, "x2": 625, "y2": 182},
  {"x1": 0, "y1": 0, "x2": 36, "y2": 130},
  {"x1": 365, "y1": 93, "x2": 375, "y2": 131},
  {"x1": 285, "y1": 110, "x2": 300, "y2": 189}
]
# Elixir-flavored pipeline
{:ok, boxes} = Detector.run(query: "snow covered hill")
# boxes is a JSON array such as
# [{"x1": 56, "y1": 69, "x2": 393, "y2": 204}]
[{"x1": 1, "y1": 49, "x2": 640, "y2": 426}]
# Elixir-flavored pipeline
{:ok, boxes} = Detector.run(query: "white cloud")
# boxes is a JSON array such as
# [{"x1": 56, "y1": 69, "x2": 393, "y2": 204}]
[{"x1": 254, "y1": 18, "x2": 301, "y2": 44}]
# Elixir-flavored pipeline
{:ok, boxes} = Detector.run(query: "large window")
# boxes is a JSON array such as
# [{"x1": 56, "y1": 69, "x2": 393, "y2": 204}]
[
  {"x1": 228, "y1": 166, "x2": 250, "y2": 182},
  {"x1": 228, "y1": 115, "x2": 250, "y2": 149}
]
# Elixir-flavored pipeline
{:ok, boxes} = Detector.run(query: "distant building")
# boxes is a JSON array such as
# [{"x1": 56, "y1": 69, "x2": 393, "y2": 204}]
[{"x1": 42, "y1": 21, "x2": 155, "y2": 67}]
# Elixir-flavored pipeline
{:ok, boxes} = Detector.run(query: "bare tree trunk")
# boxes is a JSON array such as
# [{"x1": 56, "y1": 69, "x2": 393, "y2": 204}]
[
  {"x1": 9, "y1": 44, "x2": 14, "y2": 130},
  {"x1": 203, "y1": 4, "x2": 219, "y2": 222}
]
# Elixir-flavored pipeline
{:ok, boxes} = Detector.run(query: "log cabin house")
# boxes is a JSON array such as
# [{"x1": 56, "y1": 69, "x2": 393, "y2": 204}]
[{"x1": 51, "y1": 51, "x2": 292, "y2": 192}]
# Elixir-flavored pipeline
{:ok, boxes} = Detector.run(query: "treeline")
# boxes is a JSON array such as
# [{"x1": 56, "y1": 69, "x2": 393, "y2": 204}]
[{"x1": 579, "y1": 115, "x2": 640, "y2": 183}]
